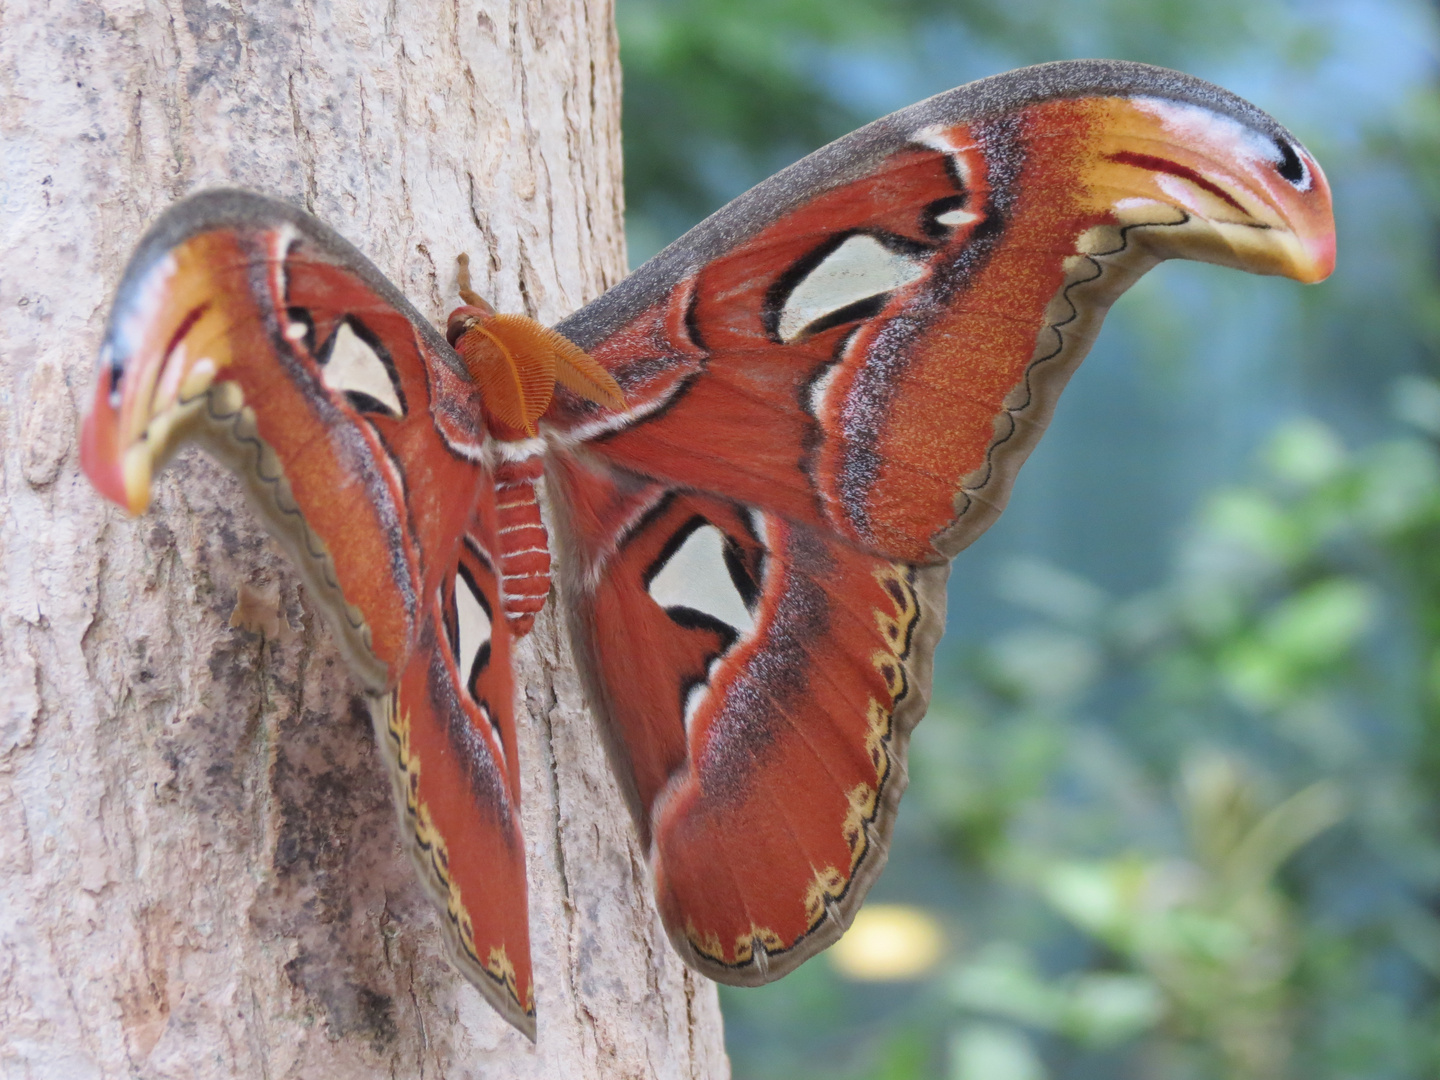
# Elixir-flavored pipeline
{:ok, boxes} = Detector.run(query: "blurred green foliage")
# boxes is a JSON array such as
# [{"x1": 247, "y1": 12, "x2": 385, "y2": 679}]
[
  {"x1": 919, "y1": 414, "x2": 1440, "y2": 1078},
  {"x1": 617, "y1": 0, "x2": 1440, "y2": 1076}
]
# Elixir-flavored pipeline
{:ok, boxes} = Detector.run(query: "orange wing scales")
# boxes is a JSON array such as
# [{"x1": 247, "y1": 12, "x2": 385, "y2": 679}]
[
  {"x1": 548, "y1": 449, "x2": 932, "y2": 982},
  {"x1": 672, "y1": 559, "x2": 921, "y2": 970},
  {"x1": 380, "y1": 557, "x2": 534, "y2": 1033},
  {"x1": 651, "y1": 533, "x2": 924, "y2": 974},
  {"x1": 81, "y1": 197, "x2": 537, "y2": 1037},
  {"x1": 556, "y1": 94, "x2": 1331, "y2": 565}
]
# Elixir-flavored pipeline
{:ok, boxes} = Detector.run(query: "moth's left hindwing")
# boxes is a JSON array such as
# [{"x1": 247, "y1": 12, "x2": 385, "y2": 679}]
[
  {"x1": 382, "y1": 498, "x2": 533, "y2": 1034},
  {"x1": 81, "y1": 192, "x2": 536, "y2": 1037},
  {"x1": 548, "y1": 447, "x2": 946, "y2": 982}
]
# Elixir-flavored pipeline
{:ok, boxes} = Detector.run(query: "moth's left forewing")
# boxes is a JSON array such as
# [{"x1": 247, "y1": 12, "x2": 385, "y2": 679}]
[
  {"x1": 557, "y1": 68, "x2": 1333, "y2": 569},
  {"x1": 86, "y1": 203, "x2": 489, "y2": 678}
]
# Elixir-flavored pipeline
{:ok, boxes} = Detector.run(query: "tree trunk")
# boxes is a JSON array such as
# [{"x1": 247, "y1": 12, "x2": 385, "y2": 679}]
[{"x1": 0, "y1": 1, "x2": 729, "y2": 1076}]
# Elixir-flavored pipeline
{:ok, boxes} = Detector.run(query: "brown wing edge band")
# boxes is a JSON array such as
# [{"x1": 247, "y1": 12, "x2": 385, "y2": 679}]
[
  {"x1": 671, "y1": 560, "x2": 952, "y2": 986},
  {"x1": 182, "y1": 380, "x2": 388, "y2": 689},
  {"x1": 367, "y1": 692, "x2": 538, "y2": 1040}
]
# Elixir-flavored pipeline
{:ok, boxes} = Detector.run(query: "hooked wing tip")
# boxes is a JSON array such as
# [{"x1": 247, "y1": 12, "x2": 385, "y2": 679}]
[
  {"x1": 80, "y1": 377, "x2": 151, "y2": 515},
  {"x1": 1089, "y1": 96, "x2": 1337, "y2": 286},
  {"x1": 1298, "y1": 222, "x2": 1337, "y2": 284}
]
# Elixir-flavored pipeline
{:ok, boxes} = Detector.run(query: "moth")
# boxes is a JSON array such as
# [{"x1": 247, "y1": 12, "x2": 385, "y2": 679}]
[{"x1": 80, "y1": 60, "x2": 1335, "y2": 1039}]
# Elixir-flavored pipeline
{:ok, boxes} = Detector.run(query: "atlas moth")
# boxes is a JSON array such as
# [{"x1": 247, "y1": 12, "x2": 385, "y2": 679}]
[{"x1": 81, "y1": 59, "x2": 1335, "y2": 1039}]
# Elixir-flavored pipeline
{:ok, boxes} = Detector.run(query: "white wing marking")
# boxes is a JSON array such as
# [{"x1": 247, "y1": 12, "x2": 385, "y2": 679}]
[
  {"x1": 778, "y1": 235, "x2": 926, "y2": 343},
  {"x1": 455, "y1": 572, "x2": 492, "y2": 681},
  {"x1": 648, "y1": 524, "x2": 755, "y2": 636},
  {"x1": 322, "y1": 322, "x2": 403, "y2": 416}
]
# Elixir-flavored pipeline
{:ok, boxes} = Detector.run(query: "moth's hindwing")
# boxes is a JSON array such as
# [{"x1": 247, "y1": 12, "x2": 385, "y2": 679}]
[{"x1": 549, "y1": 447, "x2": 948, "y2": 980}]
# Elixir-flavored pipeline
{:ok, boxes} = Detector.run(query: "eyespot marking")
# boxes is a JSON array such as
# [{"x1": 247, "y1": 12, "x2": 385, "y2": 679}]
[{"x1": 1275, "y1": 138, "x2": 1311, "y2": 190}]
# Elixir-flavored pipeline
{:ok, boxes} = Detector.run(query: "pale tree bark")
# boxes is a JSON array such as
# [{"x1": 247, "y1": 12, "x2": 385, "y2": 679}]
[{"x1": 0, "y1": 1, "x2": 729, "y2": 1077}]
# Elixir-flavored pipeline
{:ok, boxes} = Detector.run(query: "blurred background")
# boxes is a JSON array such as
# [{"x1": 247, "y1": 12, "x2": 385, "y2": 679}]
[{"x1": 615, "y1": 0, "x2": 1440, "y2": 1077}]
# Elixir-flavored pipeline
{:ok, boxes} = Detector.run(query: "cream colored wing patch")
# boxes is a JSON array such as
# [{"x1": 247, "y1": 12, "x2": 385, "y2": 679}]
[
  {"x1": 777, "y1": 235, "x2": 927, "y2": 343},
  {"x1": 321, "y1": 321, "x2": 405, "y2": 417},
  {"x1": 455, "y1": 569, "x2": 493, "y2": 687},
  {"x1": 648, "y1": 523, "x2": 756, "y2": 637}
]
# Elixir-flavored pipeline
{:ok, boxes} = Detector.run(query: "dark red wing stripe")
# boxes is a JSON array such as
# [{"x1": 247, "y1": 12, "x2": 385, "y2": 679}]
[{"x1": 1107, "y1": 149, "x2": 1248, "y2": 211}]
